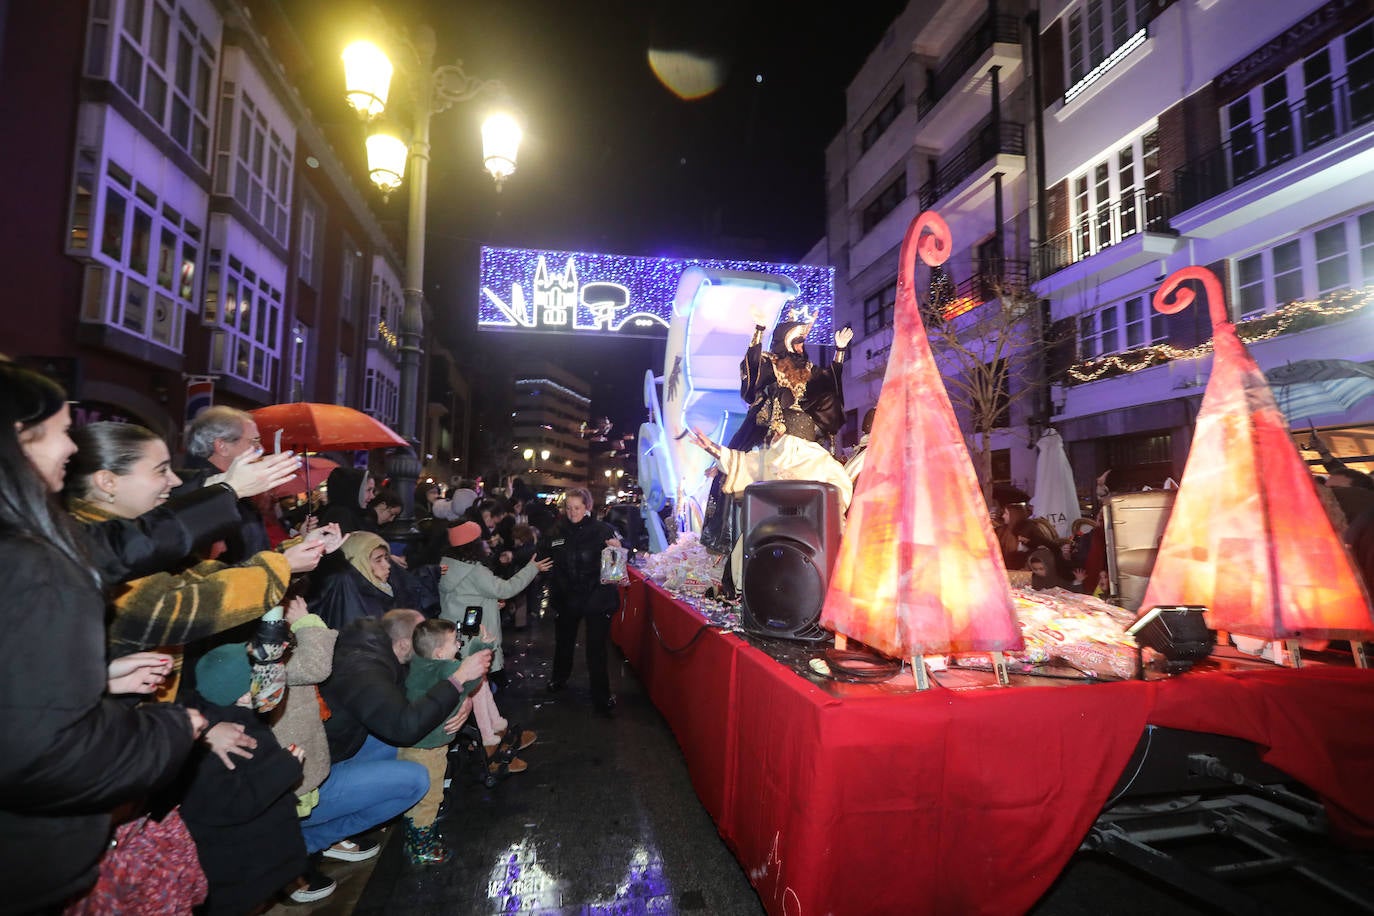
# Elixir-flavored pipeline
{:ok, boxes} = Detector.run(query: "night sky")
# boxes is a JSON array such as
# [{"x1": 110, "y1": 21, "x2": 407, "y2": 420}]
[{"x1": 281, "y1": 0, "x2": 907, "y2": 436}]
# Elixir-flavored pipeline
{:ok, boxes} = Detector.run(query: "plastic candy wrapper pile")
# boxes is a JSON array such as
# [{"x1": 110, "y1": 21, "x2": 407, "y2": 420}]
[
  {"x1": 950, "y1": 588, "x2": 1140, "y2": 680},
  {"x1": 678, "y1": 593, "x2": 744, "y2": 631},
  {"x1": 639, "y1": 532, "x2": 726, "y2": 595}
]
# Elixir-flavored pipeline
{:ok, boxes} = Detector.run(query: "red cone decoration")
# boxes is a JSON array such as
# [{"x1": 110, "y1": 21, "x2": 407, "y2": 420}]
[
  {"x1": 1139, "y1": 267, "x2": 1374, "y2": 639},
  {"x1": 821, "y1": 212, "x2": 1023, "y2": 657}
]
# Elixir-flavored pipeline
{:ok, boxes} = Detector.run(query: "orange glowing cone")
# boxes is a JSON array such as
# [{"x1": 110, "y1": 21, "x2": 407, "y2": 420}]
[
  {"x1": 821, "y1": 212, "x2": 1023, "y2": 657},
  {"x1": 1139, "y1": 267, "x2": 1374, "y2": 640}
]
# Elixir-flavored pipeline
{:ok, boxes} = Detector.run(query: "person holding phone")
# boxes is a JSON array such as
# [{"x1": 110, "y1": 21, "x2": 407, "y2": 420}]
[
  {"x1": 543, "y1": 488, "x2": 624, "y2": 716},
  {"x1": 308, "y1": 610, "x2": 489, "y2": 877},
  {"x1": 395, "y1": 617, "x2": 530, "y2": 866}
]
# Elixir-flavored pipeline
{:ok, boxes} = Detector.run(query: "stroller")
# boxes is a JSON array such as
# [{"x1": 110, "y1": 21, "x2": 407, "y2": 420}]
[{"x1": 446, "y1": 718, "x2": 525, "y2": 789}]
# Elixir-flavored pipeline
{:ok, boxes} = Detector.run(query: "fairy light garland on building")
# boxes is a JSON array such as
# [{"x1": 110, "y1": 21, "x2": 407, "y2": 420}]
[
  {"x1": 1066, "y1": 285, "x2": 1374, "y2": 384},
  {"x1": 375, "y1": 319, "x2": 399, "y2": 349}
]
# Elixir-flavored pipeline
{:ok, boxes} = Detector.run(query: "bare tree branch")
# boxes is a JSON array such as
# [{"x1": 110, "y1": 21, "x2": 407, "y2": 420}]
[{"x1": 923, "y1": 274, "x2": 1047, "y2": 501}]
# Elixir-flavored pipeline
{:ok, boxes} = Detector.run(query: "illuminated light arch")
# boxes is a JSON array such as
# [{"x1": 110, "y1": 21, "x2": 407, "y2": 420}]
[
  {"x1": 821, "y1": 210, "x2": 1023, "y2": 658},
  {"x1": 478, "y1": 246, "x2": 833, "y2": 340},
  {"x1": 1139, "y1": 266, "x2": 1374, "y2": 639}
]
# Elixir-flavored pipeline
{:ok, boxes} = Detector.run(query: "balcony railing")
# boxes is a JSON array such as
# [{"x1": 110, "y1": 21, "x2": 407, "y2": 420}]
[
  {"x1": 916, "y1": 14, "x2": 1022, "y2": 119},
  {"x1": 936, "y1": 258, "x2": 1031, "y2": 319},
  {"x1": 1175, "y1": 74, "x2": 1374, "y2": 211},
  {"x1": 918, "y1": 120, "x2": 1025, "y2": 209},
  {"x1": 1033, "y1": 189, "x2": 1175, "y2": 279}
]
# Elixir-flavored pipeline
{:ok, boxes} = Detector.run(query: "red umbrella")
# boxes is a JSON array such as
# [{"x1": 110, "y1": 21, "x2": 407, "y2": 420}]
[
  {"x1": 250, "y1": 403, "x2": 408, "y2": 453},
  {"x1": 268, "y1": 455, "x2": 338, "y2": 498}
]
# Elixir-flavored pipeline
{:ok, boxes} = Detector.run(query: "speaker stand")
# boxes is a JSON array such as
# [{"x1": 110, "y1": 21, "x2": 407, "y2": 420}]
[
  {"x1": 991, "y1": 651, "x2": 1011, "y2": 686},
  {"x1": 911, "y1": 657, "x2": 932, "y2": 690}
]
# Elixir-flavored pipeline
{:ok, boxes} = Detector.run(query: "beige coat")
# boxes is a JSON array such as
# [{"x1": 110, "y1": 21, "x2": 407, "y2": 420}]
[{"x1": 269, "y1": 614, "x2": 336, "y2": 798}]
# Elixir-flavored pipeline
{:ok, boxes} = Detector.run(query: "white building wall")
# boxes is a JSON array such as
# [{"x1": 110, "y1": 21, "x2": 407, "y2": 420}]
[
  {"x1": 1044, "y1": 0, "x2": 1337, "y2": 185},
  {"x1": 1042, "y1": 0, "x2": 1374, "y2": 490}
]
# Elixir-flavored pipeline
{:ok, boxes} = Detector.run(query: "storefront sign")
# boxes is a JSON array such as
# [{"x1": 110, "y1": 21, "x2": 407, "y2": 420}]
[
  {"x1": 70, "y1": 401, "x2": 142, "y2": 428},
  {"x1": 1216, "y1": 0, "x2": 1363, "y2": 95},
  {"x1": 478, "y1": 246, "x2": 834, "y2": 339},
  {"x1": 185, "y1": 376, "x2": 215, "y2": 424}
]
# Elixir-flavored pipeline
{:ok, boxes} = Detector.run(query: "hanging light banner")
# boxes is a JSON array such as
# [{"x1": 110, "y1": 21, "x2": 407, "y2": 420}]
[{"x1": 479, "y1": 246, "x2": 834, "y2": 339}]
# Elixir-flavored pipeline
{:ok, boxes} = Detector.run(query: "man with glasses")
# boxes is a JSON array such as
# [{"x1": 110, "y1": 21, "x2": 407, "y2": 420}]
[{"x1": 177, "y1": 406, "x2": 291, "y2": 563}]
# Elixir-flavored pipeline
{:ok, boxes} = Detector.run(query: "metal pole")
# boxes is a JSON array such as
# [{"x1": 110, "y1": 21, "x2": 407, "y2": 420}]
[{"x1": 387, "y1": 25, "x2": 435, "y2": 526}]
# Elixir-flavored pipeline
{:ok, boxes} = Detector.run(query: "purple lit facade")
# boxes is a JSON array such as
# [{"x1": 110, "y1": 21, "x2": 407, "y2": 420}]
[{"x1": 479, "y1": 246, "x2": 835, "y2": 338}]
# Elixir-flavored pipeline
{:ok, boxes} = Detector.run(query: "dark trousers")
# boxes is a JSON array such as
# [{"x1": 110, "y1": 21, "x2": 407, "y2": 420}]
[{"x1": 552, "y1": 607, "x2": 612, "y2": 703}]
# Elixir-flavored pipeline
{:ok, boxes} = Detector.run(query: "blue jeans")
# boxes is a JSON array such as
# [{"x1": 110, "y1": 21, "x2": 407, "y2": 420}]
[{"x1": 299, "y1": 734, "x2": 429, "y2": 853}]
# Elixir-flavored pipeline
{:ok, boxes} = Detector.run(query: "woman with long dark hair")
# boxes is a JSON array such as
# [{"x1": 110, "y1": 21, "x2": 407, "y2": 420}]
[
  {"x1": 0, "y1": 363, "x2": 206, "y2": 911},
  {"x1": 0, "y1": 362, "x2": 298, "y2": 911},
  {"x1": 65, "y1": 421, "x2": 325, "y2": 679}
]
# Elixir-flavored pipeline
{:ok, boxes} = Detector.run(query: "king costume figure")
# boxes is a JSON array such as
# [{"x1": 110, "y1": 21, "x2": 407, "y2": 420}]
[{"x1": 692, "y1": 304, "x2": 855, "y2": 584}]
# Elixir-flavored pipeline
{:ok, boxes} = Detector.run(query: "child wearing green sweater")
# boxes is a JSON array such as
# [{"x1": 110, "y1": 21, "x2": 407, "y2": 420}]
[{"x1": 398, "y1": 619, "x2": 535, "y2": 865}]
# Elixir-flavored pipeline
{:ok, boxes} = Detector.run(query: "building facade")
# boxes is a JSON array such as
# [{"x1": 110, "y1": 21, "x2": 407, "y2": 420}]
[
  {"x1": 827, "y1": 0, "x2": 1039, "y2": 493},
  {"x1": 510, "y1": 360, "x2": 593, "y2": 492},
  {"x1": 827, "y1": 0, "x2": 1374, "y2": 503},
  {"x1": 0, "y1": 0, "x2": 438, "y2": 460},
  {"x1": 1037, "y1": 0, "x2": 1374, "y2": 492}
]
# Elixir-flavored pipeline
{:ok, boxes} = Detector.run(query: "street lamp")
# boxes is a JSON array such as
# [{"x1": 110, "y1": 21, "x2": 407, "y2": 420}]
[{"x1": 341, "y1": 19, "x2": 521, "y2": 524}]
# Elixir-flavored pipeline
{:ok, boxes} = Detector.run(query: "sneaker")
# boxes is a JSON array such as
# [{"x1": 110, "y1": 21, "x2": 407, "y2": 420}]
[
  {"x1": 321, "y1": 837, "x2": 381, "y2": 862},
  {"x1": 289, "y1": 867, "x2": 337, "y2": 903}
]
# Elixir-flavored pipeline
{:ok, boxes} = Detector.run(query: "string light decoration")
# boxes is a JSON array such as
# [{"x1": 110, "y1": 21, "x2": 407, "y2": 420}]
[
  {"x1": 478, "y1": 246, "x2": 835, "y2": 338},
  {"x1": 1066, "y1": 285, "x2": 1374, "y2": 384},
  {"x1": 375, "y1": 319, "x2": 399, "y2": 349}
]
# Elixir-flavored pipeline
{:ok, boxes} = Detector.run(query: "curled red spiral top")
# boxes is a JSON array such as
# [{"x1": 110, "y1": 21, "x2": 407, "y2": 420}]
[
  {"x1": 903, "y1": 210, "x2": 952, "y2": 271},
  {"x1": 1153, "y1": 265, "x2": 1229, "y2": 332}
]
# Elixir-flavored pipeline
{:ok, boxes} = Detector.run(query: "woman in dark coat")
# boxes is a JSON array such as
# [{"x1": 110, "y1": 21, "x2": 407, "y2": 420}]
[
  {"x1": 544, "y1": 488, "x2": 623, "y2": 715},
  {"x1": 318, "y1": 466, "x2": 374, "y2": 533},
  {"x1": 308, "y1": 531, "x2": 441, "y2": 626},
  {"x1": 0, "y1": 363, "x2": 241, "y2": 912},
  {"x1": 309, "y1": 532, "x2": 400, "y2": 628}
]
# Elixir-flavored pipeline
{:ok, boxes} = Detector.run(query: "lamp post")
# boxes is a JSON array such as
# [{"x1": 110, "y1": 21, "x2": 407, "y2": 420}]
[{"x1": 342, "y1": 18, "x2": 521, "y2": 522}]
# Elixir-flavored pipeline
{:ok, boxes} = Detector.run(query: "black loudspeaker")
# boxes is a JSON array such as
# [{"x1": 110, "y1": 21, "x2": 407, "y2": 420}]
[
  {"x1": 1127, "y1": 605, "x2": 1215, "y2": 674},
  {"x1": 740, "y1": 481, "x2": 842, "y2": 642}
]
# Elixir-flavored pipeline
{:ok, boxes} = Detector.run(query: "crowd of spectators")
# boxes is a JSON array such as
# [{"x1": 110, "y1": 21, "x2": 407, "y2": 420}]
[
  {"x1": 0, "y1": 360, "x2": 621, "y2": 912},
  {"x1": 9, "y1": 344, "x2": 1374, "y2": 912}
]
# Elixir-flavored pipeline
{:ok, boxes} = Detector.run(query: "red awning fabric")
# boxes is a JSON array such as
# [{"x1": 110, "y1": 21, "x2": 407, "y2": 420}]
[
  {"x1": 822, "y1": 211, "x2": 1023, "y2": 657},
  {"x1": 1140, "y1": 267, "x2": 1374, "y2": 639}
]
